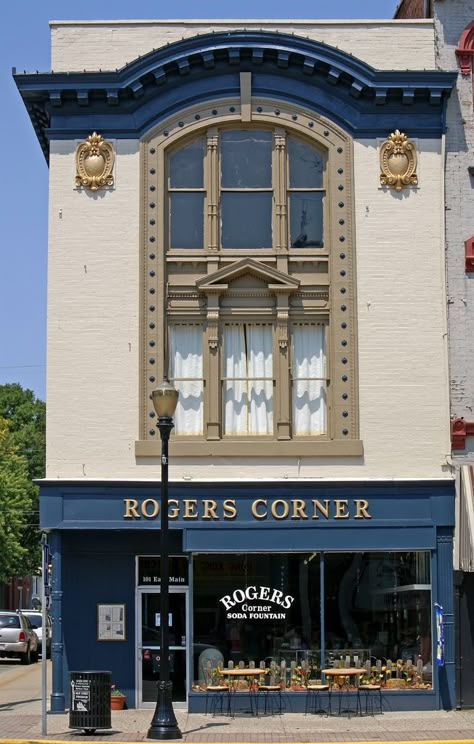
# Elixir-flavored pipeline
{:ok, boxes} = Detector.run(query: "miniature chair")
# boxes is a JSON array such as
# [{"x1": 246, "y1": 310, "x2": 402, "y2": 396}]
[
  {"x1": 305, "y1": 682, "x2": 330, "y2": 716},
  {"x1": 257, "y1": 684, "x2": 283, "y2": 716},
  {"x1": 357, "y1": 684, "x2": 383, "y2": 716},
  {"x1": 205, "y1": 684, "x2": 230, "y2": 716},
  {"x1": 201, "y1": 654, "x2": 229, "y2": 717}
]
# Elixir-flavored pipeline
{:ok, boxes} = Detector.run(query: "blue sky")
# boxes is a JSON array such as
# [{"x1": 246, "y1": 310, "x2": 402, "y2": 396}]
[{"x1": 0, "y1": 0, "x2": 398, "y2": 402}]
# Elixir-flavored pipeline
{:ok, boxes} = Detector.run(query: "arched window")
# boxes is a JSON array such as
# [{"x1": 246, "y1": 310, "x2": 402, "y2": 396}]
[
  {"x1": 167, "y1": 129, "x2": 326, "y2": 252},
  {"x1": 139, "y1": 112, "x2": 360, "y2": 458}
]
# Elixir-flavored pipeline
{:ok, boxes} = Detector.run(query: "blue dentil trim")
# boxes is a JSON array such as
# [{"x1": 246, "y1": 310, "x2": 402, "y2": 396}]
[{"x1": 14, "y1": 29, "x2": 456, "y2": 160}]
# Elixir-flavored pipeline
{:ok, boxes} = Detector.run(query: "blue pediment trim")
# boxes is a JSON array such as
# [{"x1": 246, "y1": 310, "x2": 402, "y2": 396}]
[{"x1": 14, "y1": 29, "x2": 456, "y2": 160}]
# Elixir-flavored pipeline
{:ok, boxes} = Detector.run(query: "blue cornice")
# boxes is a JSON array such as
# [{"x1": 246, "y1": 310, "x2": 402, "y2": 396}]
[{"x1": 14, "y1": 29, "x2": 456, "y2": 161}]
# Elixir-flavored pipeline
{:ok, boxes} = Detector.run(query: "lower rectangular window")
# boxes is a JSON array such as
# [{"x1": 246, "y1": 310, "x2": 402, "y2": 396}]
[
  {"x1": 223, "y1": 324, "x2": 273, "y2": 435},
  {"x1": 292, "y1": 323, "x2": 326, "y2": 436},
  {"x1": 170, "y1": 325, "x2": 203, "y2": 435},
  {"x1": 192, "y1": 551, "x2": 432, "y2": 691}
]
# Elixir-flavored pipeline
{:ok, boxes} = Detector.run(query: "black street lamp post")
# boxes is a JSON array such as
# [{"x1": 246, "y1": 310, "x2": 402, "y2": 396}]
[{"x1": 147, "y1": 379, "x2": 182, "y2": 741}]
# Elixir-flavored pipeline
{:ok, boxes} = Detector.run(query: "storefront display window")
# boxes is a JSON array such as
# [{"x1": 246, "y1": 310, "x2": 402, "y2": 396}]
[
  {"x1": 192, "y1": 551, "x2": 432, "y2": 691},
  {"x1": 193, "y1": 553, "x2": 320, "y2": 685}
]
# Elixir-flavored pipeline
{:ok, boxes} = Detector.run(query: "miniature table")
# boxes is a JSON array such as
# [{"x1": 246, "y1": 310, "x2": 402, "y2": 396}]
[
  {"x1": 218, "y1": 668, "x2": 265, "y2": 716},
  {"x1": 322, "y1": 668, "x2": 366, "y2": 717}
]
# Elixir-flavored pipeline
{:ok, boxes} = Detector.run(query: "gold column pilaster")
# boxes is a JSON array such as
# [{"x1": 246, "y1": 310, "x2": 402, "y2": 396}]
[
  {"x1": 206, "y1": 129, "x2": 219, "y2": 253},
  {"x1": 205, "y1": 291, "x2": 221, "y2": 440},
  {"x1": 274, "y1": 129, "x2": 288, "y2": 274},
  {"x1": 275, "y1": 292, "x2": 291, "y2": 440}
]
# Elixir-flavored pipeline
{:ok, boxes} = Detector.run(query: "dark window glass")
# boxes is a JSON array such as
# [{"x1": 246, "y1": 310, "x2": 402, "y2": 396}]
[
  {"x1": 288, "y1": 137, "x2": 324, "y2": 188},
  {"x1": 169, "y1": 138, "x2": 204, "y2": 188},
  {"x1": 170, "y1": 193, "x2": 204, "y2": 248},
  {"x1": 221, "y1": 193, "x2": 272, "y2": 248},
  {"x1": 192, "y1": 551, "x2": 432, "y2": 691},
  {"x1": 221, "y1": 130, "x2": 272, "y2": 188},
  {"x1": 24, "y1": 613, "x2": 42, "y2": 627},
  {"x1": 289, "y1": 192, "x2": 324, "y2": 248},
  {"x1": 141, "y1": 593, "x2": 187, "y2": 702},
  {"x1": 192, "y1": 553, "x2": 321, "y2": 686},
  {"x1": 324, "y1": 552, "x2": 432, "y2": 672},
  {"x1": 0, "y1": 615, "x2": 20, "y2": 628}
]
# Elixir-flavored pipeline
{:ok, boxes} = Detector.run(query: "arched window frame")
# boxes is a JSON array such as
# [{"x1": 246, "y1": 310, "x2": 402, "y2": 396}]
[{"x1": 137, "y1": 102, "x2": 361, "y2": 458}]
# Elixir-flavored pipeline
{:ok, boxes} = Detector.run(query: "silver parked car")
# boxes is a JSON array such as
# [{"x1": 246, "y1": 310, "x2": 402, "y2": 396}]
[
  {"x1": 19, "y1": 610, "x2": 51, "y2": 658},
  {"x1": 0, "y1": 611, "x2": 39, "y2": 664}
]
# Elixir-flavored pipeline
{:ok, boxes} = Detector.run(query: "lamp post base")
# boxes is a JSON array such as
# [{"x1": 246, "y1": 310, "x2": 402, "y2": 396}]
[{"x1": 147, "y1": 681, "x2": 182, "y2": 740}]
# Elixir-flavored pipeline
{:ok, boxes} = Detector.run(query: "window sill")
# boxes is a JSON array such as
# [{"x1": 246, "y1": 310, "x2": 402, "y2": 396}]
[{"x1": 135, "y1": 439, "x2": 364, "y2": 458}]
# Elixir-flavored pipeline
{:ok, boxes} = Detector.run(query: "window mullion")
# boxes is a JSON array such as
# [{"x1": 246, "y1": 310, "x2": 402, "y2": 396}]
[
  {"x1": 274, "y1": 129, "x2": 288, "y2": 254},
  {"x1": 206, "y1": 129, "x2": 219, "y2": 252}
]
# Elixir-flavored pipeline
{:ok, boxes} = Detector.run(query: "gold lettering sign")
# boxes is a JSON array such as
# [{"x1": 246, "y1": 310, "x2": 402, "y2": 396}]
[{"x1": 123, "y1": 498, "x2": 371, "y2": 521}]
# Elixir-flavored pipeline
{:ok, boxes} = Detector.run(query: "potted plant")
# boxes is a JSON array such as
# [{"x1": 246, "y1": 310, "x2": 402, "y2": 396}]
[{"x1": 111, "y1": 684, "x2": 126, "y2": 710}]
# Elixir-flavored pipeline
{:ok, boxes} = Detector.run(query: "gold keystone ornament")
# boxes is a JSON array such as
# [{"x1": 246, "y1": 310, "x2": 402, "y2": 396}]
[
  {"x1": 75, "y1": 132, "x2": 114, "y2": 191},
  {"x1": 379, "y1": 129, "x2": 417, "y2": 191}
]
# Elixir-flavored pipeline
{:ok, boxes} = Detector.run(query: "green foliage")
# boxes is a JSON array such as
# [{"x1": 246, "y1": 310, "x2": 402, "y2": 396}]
[
  {"x1": 0, "y1": 384, "x2": 45, "y2": 580},
  {"x1": 0, "y1": 384, "x2": 45, "y2": 479}
]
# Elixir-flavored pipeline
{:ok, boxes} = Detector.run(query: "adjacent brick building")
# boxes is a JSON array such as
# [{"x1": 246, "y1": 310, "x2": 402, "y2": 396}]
[{"x1": 397, "y1": 0, "x2": 474, "y2": 708}]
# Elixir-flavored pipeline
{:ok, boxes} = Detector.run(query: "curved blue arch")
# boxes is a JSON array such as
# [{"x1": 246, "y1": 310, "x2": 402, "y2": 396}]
[{"x1": 14, "y1": 29, "x2": 456, "y2": 160}]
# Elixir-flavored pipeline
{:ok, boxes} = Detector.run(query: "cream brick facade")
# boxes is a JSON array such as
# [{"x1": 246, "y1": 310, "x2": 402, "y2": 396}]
[
  {"x1": 50, "y1": 19, "x2": 436, "y2": 72},
  {"x1": 17, "y1": 18, "x2": 457, "y2": 715},
  {"x1": 46, "y1": 130, "x2": 451, "y2": 481}
]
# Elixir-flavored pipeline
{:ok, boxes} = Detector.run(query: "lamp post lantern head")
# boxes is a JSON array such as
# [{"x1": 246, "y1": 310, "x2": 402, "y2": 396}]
[{"x1": 151, "y1": 379, "x2": 179, "y2": 419}]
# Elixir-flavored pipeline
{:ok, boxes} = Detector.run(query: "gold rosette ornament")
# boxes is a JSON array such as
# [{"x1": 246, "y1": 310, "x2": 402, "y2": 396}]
[
  {"x1": 75, "y1": 132, "x2": 114, "y2": 191},
  {"x1": 380, "y1": 129, "x2": 417, "y2": 191}
]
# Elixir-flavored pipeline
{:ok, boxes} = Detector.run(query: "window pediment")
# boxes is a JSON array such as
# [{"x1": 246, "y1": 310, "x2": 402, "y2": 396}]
[{"x1": 196, "y1": 258, "x2": 300, "y2": 296}]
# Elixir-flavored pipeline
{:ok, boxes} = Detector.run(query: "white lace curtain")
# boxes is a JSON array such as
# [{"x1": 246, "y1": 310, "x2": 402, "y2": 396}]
[
  {"x1": 169, "y1": 326, "x2": 203, "y2": 435},
  {"x1": 169, "y1": 323, "x2": 325, "y2": 437},
  {"x1": 224, "y1": 324, "x2": 273, "y2": 435},
  {"x1": 292, "y1": 324, "x2": 326, "y2": 435}
]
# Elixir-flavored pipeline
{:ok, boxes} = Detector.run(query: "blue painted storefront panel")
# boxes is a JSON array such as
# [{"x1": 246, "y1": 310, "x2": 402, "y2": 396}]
[
  {"x1": 58, "y1": 531, "x2": 181, "y2": 708},
  {"x1": 43, "y1": 480, "x2": 455, "y2": 710},
  {"x1": 183, "y1": 525, "x2": 436, "y2": 552},
  {"x1": 41, "y1": 480, "x2": 454, "y2": 530}
]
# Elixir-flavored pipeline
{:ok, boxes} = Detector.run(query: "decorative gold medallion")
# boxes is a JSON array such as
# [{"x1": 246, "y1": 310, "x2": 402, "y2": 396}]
[
  {"x1": 380, "y1": 130, "x2": 417, "y2": 191},
  {"x1": 75, "y1": 132, "x2": 114, "y2": 191}
]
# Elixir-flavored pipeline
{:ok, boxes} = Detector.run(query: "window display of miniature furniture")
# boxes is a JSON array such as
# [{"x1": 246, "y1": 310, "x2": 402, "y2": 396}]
[
  {"x1": 219, "y1": 667, "x2": 262, "y2": 717},
  {"x1": 322, "y1": 668, "x2": 366, "y2": 717},
  {"x1": 257, "y1": 684, "x2": 283, "y2": 716},
  {"x1": 357, "y1": 684, "x2": 383, "y2": 716},
  {"x1": 304, "y1": 682, "x2": 330, "y2": 716},
  {"x1": 205, "y1": 684, "x2": 230, "y2": 716}
]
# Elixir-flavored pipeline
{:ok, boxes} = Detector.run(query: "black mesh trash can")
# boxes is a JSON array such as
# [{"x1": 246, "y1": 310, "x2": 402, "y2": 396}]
[{"x1": 69, "y1": 671, "x2": 112, "y2": 734}]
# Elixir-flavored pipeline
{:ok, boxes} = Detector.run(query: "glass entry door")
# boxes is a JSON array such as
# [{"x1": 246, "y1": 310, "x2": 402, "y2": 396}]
[{"x1": 139, "y1": 589, "x2": 188, "y2": 706}]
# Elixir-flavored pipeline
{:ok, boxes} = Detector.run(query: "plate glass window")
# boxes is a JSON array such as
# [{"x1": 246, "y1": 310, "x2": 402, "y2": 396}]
[
  {"x1": 288, "y1": 136, "x2": 325, "y2": 248},
  {"x1": 169, "y1": 137, "x2": 205, "y2": 249},
  {"x1": 220, "y1": 130, "x2": 273, "y2": 248}
]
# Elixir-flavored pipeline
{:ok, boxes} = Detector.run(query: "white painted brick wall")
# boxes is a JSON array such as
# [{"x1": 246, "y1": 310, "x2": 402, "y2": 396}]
[
  {"x1": 433, "y1": 1, "x2": 474, "y2": 450},
  {"x1": 50, "y1": 20, "x2": 436, "y2": 72},
  {"x1": 46, "y1": 136, "x2": 451, "y2": 481},
  {"x1": 46, "y1": 139, "x2": 140, "y2": 479}
]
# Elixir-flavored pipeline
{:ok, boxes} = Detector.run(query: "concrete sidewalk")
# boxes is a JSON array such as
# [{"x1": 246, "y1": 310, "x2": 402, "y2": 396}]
[{"x1": 1, "y1": 662, "x2": 473, "y2": 743}]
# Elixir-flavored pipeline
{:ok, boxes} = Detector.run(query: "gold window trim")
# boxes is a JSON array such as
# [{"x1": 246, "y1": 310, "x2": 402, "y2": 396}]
[{"x1": 137, "y1": 99, "x2": 360, "y2": 458}]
